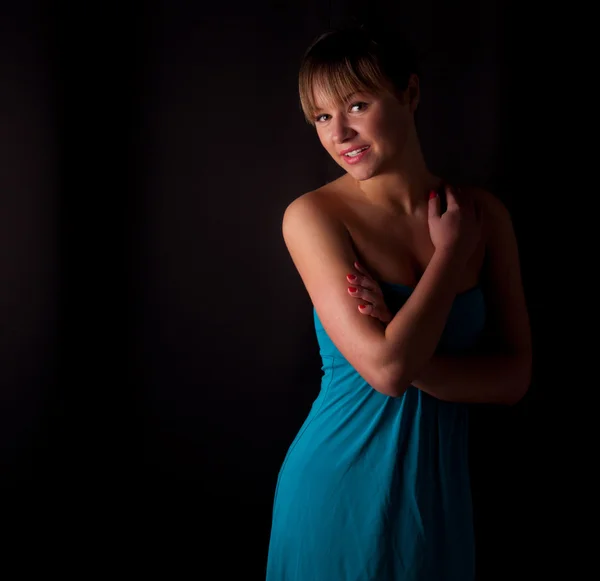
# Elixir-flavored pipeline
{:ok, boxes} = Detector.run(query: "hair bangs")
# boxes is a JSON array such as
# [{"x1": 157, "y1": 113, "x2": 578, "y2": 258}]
[
  {"x1": 299, "y1": 54, "x2": 388, "y2": 125},
  {"x1": 298, "y1": 27, "x2": 418, "y2": 126}
]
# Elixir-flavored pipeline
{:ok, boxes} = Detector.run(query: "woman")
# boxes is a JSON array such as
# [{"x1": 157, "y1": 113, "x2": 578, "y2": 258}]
[{"x1": 266, "y1": 25, "x2": 531, "y2": 580}]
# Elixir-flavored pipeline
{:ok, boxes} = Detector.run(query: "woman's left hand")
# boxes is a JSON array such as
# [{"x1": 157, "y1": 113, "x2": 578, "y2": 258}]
[{"x1": 346, "y1": 261, "x2": 393, "y2": 324}]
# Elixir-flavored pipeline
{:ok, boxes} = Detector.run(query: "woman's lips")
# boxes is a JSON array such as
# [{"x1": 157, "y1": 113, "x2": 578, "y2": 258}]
[{"x1": 342, "y1": 146, "x2": 370, "y2": 165}]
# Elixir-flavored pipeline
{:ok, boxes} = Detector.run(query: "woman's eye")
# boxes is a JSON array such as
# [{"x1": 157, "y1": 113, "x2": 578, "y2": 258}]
[{"x1": 315, "y1": 102, "x2": 366, "y2": 123}]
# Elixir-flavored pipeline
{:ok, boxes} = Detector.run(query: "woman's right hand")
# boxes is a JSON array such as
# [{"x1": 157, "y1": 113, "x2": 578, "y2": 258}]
[{"x1": 428, "y1": 184, "x2": 482, "y2": 261}]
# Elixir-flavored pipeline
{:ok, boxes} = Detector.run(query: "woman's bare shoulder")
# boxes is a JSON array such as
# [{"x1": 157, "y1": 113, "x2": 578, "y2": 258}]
[
  {"x1": 283, "y1": 176, "x2": 351, "y2": 220},
  {"x1": 462, "y1": 184, "x2": 506, "y2": 212},
  {"x1": 460, "y1": 185, "x2": 514, "y2": 253}
]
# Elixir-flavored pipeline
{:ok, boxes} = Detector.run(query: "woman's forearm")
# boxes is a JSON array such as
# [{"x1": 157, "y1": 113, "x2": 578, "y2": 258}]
[
  {"x1": 411, "y1": 351, "x2": 531, "y2": 405},
  {"x1": 382, "y1": 248, "x2": 468, "y2": 396}
]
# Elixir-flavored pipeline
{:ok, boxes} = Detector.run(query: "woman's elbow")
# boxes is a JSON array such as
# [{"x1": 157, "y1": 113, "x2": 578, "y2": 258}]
[
  {"x1": 376, "y1": 364, "x2": 411, "y2": 399},
  {"x1": 505, "y1": 358, "x2": 532, "y2": 405}
]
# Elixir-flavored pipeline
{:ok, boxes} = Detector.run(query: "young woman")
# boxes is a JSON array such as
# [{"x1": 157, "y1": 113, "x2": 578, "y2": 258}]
[{"x1": 266, "y1": 25, "x2": 531, "y2": 581}]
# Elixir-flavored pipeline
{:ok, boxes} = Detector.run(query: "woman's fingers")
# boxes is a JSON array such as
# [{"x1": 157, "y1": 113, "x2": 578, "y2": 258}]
[
  {"x1": 428, "y1": 189, "x2": 441, "y2": 219},
  {"x1": 347, "y1": 262, "x2": 392, "y2": 323},
  {"x1": 353, "y1": 261, "x2": 371, "y2": 276},
  {"x1": 444, "y1": 183, "x2": 463, "y2": 211},
  {"x1": 358, "y1": 302, "x2": 392, "y2": 324},
  {"x1": 346, "y1": 273, "x2": 376, "y2": 291},
  {"x1": 348, "y1": 263, "x2": 378, "y2": 291},
  {"x1": 353, "y1": 261, "x2": 377, "y2": 288},
  {"x1": 347, "y1": 285, "x2": 377, "y2": 304}
]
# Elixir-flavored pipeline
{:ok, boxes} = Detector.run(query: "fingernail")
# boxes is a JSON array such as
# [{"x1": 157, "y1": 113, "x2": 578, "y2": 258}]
[
  {"x1": 429, "y1": 191, "x2": 437, "y2": 199},
  {"x1": 359, "y1": 304, "x2": 366, "y2": 309},
  {"x1": 348, "y1": 287, "x2": 357, "y2": 292},
  {"x1": 347, "y1": 274, "x2": 356, "y2": 280}
]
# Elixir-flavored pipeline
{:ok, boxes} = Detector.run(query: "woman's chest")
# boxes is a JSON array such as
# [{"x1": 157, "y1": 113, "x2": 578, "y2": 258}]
[{"x1": 341, "y1": 204, "x2": 486, "y2": 293}]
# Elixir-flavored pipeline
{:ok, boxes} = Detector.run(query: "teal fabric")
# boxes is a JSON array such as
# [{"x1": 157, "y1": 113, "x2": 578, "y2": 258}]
[{"x1": 266, "y1": 281, "x2": 486, "y2": 580}]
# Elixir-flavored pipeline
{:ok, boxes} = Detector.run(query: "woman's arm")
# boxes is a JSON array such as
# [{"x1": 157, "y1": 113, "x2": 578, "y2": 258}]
[
  {"x1": 411, "y1": 189, "x2": 532, "y2": 405},
  {"x1": 410, "y1": 352, "x2": 530, "y2": 405},
  {"x1": 282, "y1": 187, "x2": 476, "y2": 398}
]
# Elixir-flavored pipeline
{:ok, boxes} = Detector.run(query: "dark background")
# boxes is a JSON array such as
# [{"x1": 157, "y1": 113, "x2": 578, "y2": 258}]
[{"x1": 1, "y1": 0, "x2": 593, "y2": 578}]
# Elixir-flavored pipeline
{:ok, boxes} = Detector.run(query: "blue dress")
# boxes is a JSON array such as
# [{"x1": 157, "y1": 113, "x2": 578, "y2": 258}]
[{"x1": 266, "y1": 281, "x2": 486, "y2": 580}]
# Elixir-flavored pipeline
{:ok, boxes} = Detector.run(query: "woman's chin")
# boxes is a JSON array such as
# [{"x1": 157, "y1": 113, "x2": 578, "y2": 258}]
[{"x1": 346, "y1": 164, "x2": 378, "y2": 182}]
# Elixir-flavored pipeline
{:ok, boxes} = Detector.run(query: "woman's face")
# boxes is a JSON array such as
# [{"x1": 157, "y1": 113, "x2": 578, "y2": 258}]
[{"x1": 312, "y1": 78, "x2": 417, "y2": 181}]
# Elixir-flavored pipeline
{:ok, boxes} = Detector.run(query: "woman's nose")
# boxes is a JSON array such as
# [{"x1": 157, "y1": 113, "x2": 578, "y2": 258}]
[{"x1": 331, "y1": 117, "x2": 357, "y2": 144}]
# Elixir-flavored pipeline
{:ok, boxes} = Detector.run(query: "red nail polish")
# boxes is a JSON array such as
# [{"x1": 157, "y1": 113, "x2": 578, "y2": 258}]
[
  {"x1": 359, "y1": 304, "x2": 366, "y2": 309},
  {"x1": 429, "y1": 190, "x2": 437, "y2": 199},
  {"x1": 347, "y1": 274, "x2": 356, "y2": 280},
  {"x1": 348, "y1": 287, "x2": 357, "y2": 292}
]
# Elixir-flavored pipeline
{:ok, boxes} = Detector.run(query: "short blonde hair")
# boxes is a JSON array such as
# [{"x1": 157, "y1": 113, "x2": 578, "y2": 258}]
[{"x1": 298, "y1": 26, "x2": 418, "y2": 126}]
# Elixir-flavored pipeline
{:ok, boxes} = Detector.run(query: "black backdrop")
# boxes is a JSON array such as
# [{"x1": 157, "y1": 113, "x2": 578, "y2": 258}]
[{"x1": 1, "y1": 0, "x2": 594, "y2": 578}]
